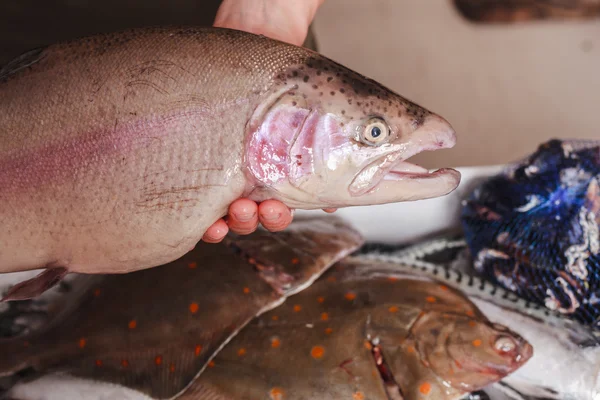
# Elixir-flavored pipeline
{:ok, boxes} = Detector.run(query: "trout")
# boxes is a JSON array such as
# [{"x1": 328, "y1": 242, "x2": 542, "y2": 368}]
[{"x1": 0, "y1": 27, "x2": 459, "y2": 294}]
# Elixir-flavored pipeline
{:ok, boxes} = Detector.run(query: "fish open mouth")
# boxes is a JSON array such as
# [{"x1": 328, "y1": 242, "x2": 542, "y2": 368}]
[
  {"x1": 349, "y1": 156, "x2": 461, "y2": 198},
  {"x1": 348, "y1": 109, "x2": 460, "y2": 204},
  {"x1": 348, "y1": 112, "x2": 461, "y2": 200},
  {"x1": 382, "y1": 161, "x2": 448, "y2": 180}
]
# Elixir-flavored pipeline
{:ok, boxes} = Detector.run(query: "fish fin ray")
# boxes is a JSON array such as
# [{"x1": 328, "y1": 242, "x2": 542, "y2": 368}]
[{"x1": 1, "y1": 268, "x2": 68, "y2": 302}]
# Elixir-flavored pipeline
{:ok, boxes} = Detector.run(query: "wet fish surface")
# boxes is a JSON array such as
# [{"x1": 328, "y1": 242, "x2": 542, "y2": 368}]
[
  {"x1": 0, "y1": 216, "x2": 363, "y2": 399},
  {"x1": 360, "y1": 234, "x2": 600, "y2": 400},
  {"x1": 0, "y1": 26, "x2": 460, "y2": 298},
  {"x1": 0, "y1": 217, "x2": 533, "y2": 400},
  {"x1": 184, "y1": 256, "x2": 532, "y2": 400}
]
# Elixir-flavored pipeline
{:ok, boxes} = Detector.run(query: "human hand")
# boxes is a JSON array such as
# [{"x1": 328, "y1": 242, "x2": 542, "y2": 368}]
[
  {"x1": 203, "y1": 0, "x2": 331, "y2": 244},
  {"x1": 213, "y1": 0, "x2": 325, "y2": 46}
]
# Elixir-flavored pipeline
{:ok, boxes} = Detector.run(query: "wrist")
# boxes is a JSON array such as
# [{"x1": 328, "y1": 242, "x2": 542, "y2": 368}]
[{"x1": 213, "y1": 0, "x2": 324, "y2": 46}]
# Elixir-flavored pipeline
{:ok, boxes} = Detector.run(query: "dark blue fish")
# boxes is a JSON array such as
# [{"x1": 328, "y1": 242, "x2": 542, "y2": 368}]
[{"x1": 461, "y1": 139, "x2": 600, "y2": 329}]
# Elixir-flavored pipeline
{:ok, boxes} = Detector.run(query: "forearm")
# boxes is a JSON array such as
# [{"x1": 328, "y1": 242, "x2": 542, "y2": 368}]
[{"x1": 213, "y1": 0, "x2": 325, "y2": 46}]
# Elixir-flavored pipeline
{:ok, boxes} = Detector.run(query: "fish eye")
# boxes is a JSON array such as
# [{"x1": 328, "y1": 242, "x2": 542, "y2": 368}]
[
  {"x1": 361, "y1": 117, "x2": 390, "y2": 145},
  {"x1": 494, "y1": 336, "x2": 517, "y2": 353}
]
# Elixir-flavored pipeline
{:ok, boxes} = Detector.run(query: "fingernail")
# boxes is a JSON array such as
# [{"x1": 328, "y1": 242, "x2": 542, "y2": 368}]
[
  {"x1": 261, "y1": 211, "x2": 282, "y2": 221},
  {"x1": 233, "y1": 211, "x2": 256, "y2": 222},
  {"x1": 202, "y1": 234, "x2": 220, "y2": 243}
]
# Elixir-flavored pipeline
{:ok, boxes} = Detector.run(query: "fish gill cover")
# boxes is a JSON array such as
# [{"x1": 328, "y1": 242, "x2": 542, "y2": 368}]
[{"x1": 461, "y1": 139, "x2": 600, "y2": 329}]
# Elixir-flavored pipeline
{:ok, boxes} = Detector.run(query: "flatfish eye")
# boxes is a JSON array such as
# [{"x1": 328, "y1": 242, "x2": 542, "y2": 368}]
[{"x1": 494, "y1": 335, "x2": 517, "y2": 353}]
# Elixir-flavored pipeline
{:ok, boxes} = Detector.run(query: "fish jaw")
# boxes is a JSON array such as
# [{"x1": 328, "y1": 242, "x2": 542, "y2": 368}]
[
  {"x1": 240, "y1": 49, "x2": 464, "y2": 209},
  {"x1": 243, "y1": 82, "x2": 460, "y2": 209},
  {"x1": 356, "y1": 167, "x2": 461, "y2": 203},
  {"x1": 347, "y1": 113, "x2": 460, "y2": 202},
  {"x1": 301, "y1": 111, "x2": 461, "y2": 207}
]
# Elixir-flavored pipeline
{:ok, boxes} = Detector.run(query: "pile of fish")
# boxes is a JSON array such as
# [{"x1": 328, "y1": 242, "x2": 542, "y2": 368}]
[
  {"x1": 0, "y1": 216, "x2": 533, "y2": 400},
  {"x1": 358, "y1": 138, "x2": 600, "y2": 400},
  {"x1": 3, "y1": 138, "x2": 600, "y2": 399},
  {"x1": 1, "y1": 23, "x2": 599, "y2": 400}
]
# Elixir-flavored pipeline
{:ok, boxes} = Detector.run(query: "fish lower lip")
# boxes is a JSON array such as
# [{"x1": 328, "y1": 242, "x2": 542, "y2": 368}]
[
  {"x1": 382, "y1": 161, "x2": 432, "y2": 180},
  {"x1": 349, "y1": 155, "x2": 461, "y2": 198}
]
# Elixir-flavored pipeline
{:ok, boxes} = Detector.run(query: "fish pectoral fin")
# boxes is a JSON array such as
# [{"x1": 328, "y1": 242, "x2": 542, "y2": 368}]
[{"x1": 1, "y1": 267, "x2": 68, "y2": 302}]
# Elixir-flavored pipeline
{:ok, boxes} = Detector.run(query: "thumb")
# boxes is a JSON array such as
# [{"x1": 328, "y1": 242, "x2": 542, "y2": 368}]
[{"x1": 213, "y1": 0, "x2": 325, "y2": 46}]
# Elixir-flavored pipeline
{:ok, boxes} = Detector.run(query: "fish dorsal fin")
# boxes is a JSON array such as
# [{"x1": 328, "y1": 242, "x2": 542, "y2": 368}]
[{"x1": 0, "y1": 216, "x2": 362, "y2": 399}]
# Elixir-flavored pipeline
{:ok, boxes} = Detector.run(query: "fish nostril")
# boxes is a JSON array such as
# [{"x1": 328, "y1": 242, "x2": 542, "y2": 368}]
[
  {"x1": 416, "y1": 114, "x2": 457, "y2": 150},
  {"x1": 440, "y1": 129, "x2": 457, "y2": 149}
]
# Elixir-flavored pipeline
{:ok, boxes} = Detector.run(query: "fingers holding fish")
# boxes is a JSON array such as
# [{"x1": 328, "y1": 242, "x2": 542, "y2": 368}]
[
  {"x1": 208, "y1": 0, "x2": 327, "y2": 243},
  {"x1": 201, "y1": 219, "x2": 230, "y2": 244},
  {"x1": 257, "y1": 200, "x2": 294, "y2": 232},
  {"x1": 0, "y1": 27, "x2": 459, "y2": 286},
  {"x1": 227, "y1": 198, "x2": 260, "y2": 235},
  {"x1": 213, "y1": 0, "x2": 326, "y2": 45},
  {"x1": 205, "y1": 199, "x2": 295, "y2": 240}
]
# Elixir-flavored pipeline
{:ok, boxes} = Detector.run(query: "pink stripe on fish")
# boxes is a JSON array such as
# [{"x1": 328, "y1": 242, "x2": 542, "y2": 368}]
[
  {"x1": 0, "y1": 101, "x2": 247, "y2": 193},
  {"x1": 0, "y1": 118, "x2": 175, "y2": 193}
]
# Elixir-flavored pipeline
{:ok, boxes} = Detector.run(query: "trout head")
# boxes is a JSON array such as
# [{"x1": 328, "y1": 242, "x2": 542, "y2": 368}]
[{"x1": 244, "y1": 54, "x2": 461, "y2": 209}]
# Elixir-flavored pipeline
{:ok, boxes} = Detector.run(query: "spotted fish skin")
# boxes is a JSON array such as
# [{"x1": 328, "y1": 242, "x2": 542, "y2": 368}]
[
  {"x1": 0, "y1": 26, "x2": 458, "y2": 288},
  {"x1": 461, "y1": 139, "x2": 600, "y2": 330},
  {"x1": 0, "y1": 216, "x2": 363, "y2": 399},
  {"x1": 359, "y1": 235, "x2": 600, "y2": 400},
  {"x1": 185, "y1": 257, "x2": 532, "y2": 400}
]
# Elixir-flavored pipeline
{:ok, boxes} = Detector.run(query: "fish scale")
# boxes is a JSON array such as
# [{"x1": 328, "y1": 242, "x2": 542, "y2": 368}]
[
  {"x1": 0, "y1": 218, "x2": 533, "y2": 400},
  {"x1": 359, "y1": 233, "x2": 600, "y2": 399},
  {"x1": 0, "y1": 26, "x2": 459, "y2": 301},
  {"x1": 0, "y1": 216, "x2": 363, "y2": 399},
  {"x1": 181, "y1": 257, "x2": 531, "y2": 400}
]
